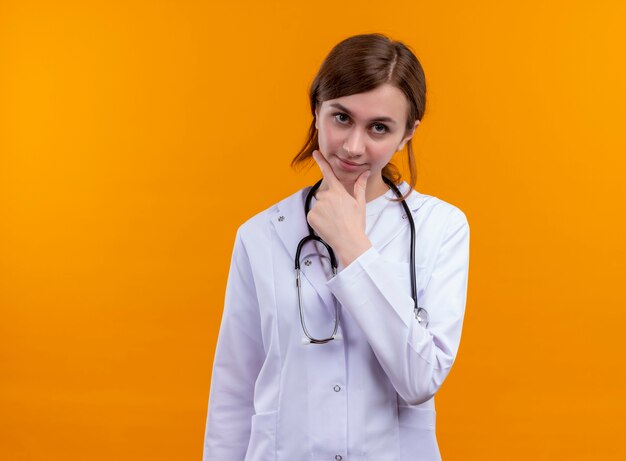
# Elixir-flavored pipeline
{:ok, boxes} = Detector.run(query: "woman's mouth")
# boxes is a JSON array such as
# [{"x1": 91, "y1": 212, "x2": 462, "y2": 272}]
[{"x1": 336, "y1": 156, "x2": 365, "y2": 172}]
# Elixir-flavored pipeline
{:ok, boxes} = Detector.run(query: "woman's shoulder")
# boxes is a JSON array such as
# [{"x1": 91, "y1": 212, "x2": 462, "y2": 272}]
[
  {"x1": 401, "y1": 182, "x2": 468, "y2": 229},
  {"x1": 236, "y1": 186, "x2": 309, "y2": 239}
]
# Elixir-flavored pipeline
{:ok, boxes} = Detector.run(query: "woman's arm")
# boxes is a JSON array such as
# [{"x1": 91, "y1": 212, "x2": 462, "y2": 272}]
[
  {"x1": 308, "y1": 151, "x2": 470, "y2": 404},
  {"x1": 326, "y1": 206, "x2": 470, "y2": 405},
  {"x1": 203, "y1": 230, "x2": 265, "y2": 460}
]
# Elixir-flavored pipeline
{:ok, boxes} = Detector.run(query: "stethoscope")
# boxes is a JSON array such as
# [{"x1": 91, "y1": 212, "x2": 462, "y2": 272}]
[{"x1": 295, "y1": 176, "x2": 429, "y2": 344}]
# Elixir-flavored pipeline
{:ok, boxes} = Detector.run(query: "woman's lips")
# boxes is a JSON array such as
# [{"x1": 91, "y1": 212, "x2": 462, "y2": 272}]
[{"x1": 336, "y1": 156, "x2": 365, "y2": 172}]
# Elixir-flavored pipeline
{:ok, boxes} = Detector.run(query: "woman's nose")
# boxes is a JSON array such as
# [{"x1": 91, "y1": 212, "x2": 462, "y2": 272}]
[{"x1": 342, "y1": 128, "x2": 366, "y2": 157}]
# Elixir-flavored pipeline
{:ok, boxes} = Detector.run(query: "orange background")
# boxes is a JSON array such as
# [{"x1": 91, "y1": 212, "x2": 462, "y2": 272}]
[{"x1": 1, "y1": 1, "x2": 625, "y2": 459}]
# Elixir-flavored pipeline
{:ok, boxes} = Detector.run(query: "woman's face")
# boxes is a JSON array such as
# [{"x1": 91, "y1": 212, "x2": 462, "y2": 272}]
[{"x1": 315, "y1": 83, "x2": 418, "y2": 193}]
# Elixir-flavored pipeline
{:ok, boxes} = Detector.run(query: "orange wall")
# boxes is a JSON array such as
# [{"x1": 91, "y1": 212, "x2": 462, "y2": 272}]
[{"x1": 1, "y1": 1, "x2": 625, "y2": 459}]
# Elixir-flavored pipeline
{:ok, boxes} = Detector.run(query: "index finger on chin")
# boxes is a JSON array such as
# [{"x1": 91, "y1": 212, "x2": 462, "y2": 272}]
[{"x1": 312, "y1": 150, "x2": 340, "y2": 186}]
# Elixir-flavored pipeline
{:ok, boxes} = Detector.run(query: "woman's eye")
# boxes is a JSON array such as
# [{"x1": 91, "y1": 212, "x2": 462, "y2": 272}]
[
  {"x1": 334, "y1": 113, "x2": 350, "y2": 124},
  {"x1": 372, "y1": 123, "x2": 389, "y2": 134}
]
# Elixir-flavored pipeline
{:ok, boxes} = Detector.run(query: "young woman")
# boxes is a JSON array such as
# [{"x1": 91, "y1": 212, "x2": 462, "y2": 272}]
[{"x1": 203, "y1": 33, "x2": 470, "y2": 461}]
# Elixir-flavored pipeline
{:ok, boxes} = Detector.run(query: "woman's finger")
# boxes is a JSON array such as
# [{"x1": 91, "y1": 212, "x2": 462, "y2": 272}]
[{"x1": 312, "y1": 150, "x2": 341, "y2": 188}]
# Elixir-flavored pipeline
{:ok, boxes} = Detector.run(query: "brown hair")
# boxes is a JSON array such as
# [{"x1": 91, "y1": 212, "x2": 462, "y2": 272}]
[{"x1": 291, "y1": 33, "x2": 426, "y2": 199}]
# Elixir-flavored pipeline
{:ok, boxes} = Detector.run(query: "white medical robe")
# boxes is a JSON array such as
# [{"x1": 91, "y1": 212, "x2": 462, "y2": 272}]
[{"x1": 203, "y1": 182, "x2": 470, "y2": 461}]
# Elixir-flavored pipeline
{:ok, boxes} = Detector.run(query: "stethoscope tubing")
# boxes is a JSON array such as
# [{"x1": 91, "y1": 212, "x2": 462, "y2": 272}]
[{"x1": 296, "y1": 177, "x2": 426, "y2": 344}]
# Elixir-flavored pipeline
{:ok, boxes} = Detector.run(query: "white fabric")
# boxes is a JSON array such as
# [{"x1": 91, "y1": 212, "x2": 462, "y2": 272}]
[{"x1": 203, "y1": 182, "x2": 470, "y2": 461}]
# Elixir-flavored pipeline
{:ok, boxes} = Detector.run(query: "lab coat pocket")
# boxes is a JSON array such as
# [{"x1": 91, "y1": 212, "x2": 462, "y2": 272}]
[
  {"x1": 398, "y1": 406, "x2": 441, "y2": 461},
  {"x1": 244, "y1": 411, "x2": 277, "y2": 461}
]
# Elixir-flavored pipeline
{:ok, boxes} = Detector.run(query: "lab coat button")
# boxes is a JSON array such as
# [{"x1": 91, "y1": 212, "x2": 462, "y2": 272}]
[
  {"x1": 304, "y1": 259, "x2": 312, "y2": 266},
  {"x1": 278, "y1": 216, "x2": 285, "y2": 222},
  {"x1": 333, "y1": 385, "x2": 341, "y2": 392},
  {"x1": 335, "y1": 455, "x2": 342, "y2": 461}
]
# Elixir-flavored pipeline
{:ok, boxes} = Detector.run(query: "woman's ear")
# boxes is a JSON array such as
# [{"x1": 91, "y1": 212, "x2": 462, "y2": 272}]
[
  {"x1": 397, "y1": 120, "x2": 420, "y2": 151},
  {"x1": 314, "y1": 106, "x2": 320, "y2": 130}
]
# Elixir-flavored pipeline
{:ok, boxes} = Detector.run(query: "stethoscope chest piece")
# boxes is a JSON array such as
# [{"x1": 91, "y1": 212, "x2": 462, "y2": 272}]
[{"x1": 416, "y1": 307, "x2": 429, "y2": 328}]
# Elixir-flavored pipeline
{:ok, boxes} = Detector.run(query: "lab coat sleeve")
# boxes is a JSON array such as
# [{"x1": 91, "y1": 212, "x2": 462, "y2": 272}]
[
  {"x1": 203, "y1": 229, "x2": 265, "y2": 460},
  {"x1": 326, "y1": 206, "x2": 470, "y2": 405}
]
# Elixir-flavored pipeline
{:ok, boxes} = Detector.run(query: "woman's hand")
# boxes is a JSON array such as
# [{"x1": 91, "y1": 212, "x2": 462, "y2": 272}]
[{"x1": 307, "y1": 150, "x2": 373, "y2": 268}]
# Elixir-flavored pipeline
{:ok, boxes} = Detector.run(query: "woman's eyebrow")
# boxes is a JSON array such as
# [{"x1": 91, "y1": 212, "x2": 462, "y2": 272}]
[{"x1": 329, "y1": 103, "x2": 397, "y2": 124}]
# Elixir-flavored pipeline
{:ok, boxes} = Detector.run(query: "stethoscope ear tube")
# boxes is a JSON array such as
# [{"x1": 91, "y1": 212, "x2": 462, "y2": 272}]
[
  {"x1": 382, "y1": 178, "x2": 427, "y2": 326},
  {"x1": 295, "y1": 229, "x2": 339, "y2": 344},
  {"x1": 382, "y1": 177, "x2": 418, "y2": 311}
]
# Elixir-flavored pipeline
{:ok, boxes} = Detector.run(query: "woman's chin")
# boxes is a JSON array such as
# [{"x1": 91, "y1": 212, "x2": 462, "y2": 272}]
[
  {"x1": 334, "y1": 174, "x2": 360, "y2": 189},
  {"x1": 332, "y1": 163, "x2": 362, "y2": 179}
]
